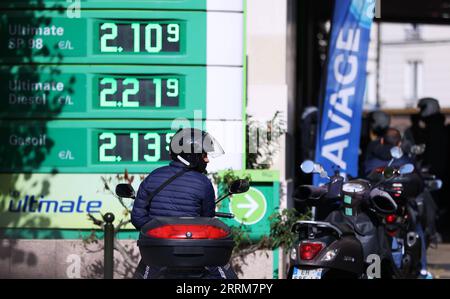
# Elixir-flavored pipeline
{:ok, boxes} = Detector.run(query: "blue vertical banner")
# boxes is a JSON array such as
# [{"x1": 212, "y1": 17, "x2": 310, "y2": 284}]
[{"x1": 314, "y1": 0, "x2": 375, "y2": 184}]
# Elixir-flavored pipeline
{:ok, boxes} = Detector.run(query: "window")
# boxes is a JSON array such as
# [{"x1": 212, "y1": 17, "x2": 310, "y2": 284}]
[
  {"x1": 364, "y1": 71, "x2": 377, "y2": 109},
  {"x1": 405, "y1": 24, "x2": 422, "y2": 41},
  {"x1": 404, "y1": 60, "x2": 423, "y2": 107}
]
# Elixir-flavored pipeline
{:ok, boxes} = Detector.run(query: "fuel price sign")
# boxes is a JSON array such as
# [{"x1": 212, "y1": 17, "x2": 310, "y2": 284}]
[
  {"x1": 97, "y1": 131, "x2": 173, "y2": 163},
  {"x1": 0, "y1": 121, "x2": 198, "y2": 173},
  {"x1": 0, "y1": 0, "x2": 206, "y2": 10},
  {"x1": 98, "y1": 21, "x2": 181, "y2": 54},
  {"x1": 0, "y1": 10, "x2": 206, "y2": 64},
  {"x1": 0, "y1": 65, "x2": 206, "y2": 119},
  {"x1": 98, "y1": 76, "x2": 181, "y2": 109}
]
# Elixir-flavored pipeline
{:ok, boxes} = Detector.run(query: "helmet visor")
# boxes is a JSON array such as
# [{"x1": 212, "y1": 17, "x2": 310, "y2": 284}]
[{"x1": 202, "y1": 132, "x2": 225, "y2": 158}]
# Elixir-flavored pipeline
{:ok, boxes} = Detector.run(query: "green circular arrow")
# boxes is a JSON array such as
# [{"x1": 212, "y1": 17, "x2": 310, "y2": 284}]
[{"x1": 229, "y1": 187, "x2": 267, "y2": 225}]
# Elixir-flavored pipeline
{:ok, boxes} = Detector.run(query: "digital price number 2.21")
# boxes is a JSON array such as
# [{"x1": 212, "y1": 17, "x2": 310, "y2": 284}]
[{"x1": 99, "y1": 77, "x2": 180, "y2": 108}]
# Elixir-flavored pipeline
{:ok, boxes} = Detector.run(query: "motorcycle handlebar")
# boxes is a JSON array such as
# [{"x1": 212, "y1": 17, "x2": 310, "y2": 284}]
[
  {"x1": 215, "y1": 212, "x2": 235, "y2": 219},
  {"x1": 294, "y1": 185, "x2": 328, "y2": 201}
]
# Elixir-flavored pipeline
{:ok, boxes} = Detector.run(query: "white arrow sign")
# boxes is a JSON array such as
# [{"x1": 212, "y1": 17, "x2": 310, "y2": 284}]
[{"x1": 236, "y1": 194, "x2": 258, "y2": 219}]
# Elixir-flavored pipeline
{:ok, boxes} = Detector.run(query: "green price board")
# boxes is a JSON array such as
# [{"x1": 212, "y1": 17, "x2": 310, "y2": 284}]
[
  {"x1": 0, "y1": 10, "x2": 206, "y2": 64},
  {"x1": 0, "y1": 0, "x2": 207, "y2": 10},
  {"x1": 0, "y1": 65, "x2": 206, "y2": 119},
  {"x1": 0, "y1": 120, "x2": 203, "y2": 173}
]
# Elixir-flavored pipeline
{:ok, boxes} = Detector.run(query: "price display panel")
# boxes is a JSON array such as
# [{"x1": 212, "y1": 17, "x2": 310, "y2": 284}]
[
  {"x1": 0, "y1": 0, "x2": 206, "y2": 10},
  {"x1": 0, "y1": 66, "x2": 206, "y2": 119},
  {"x1": 0, "y1": 121, "x2": 201, "y2": 173},
  {"x1": 0, "y1": 10, "x2": 206, "y2": 64}
]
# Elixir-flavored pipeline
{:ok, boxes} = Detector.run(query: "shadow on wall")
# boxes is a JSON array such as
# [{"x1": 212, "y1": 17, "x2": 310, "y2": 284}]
[{"x1": 0, "y1": 1, "x2": 75, "y2": 277}]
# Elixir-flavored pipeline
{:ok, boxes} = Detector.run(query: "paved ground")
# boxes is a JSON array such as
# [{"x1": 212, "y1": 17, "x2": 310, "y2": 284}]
[{"x1": 427, "y1": 244, "x2": 450, "y2": 279}]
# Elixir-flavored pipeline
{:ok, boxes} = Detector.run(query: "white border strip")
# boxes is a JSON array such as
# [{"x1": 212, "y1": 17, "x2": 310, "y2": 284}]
[
  {"x1": 207, "y1": 12, "x2": 244, "y2": 66},
  {"x1": 207, "y1": 66, "x2": 244, "y2": 120},
  {"x1": 207, "y1": 0, "x2": 244, "y2": 12}
]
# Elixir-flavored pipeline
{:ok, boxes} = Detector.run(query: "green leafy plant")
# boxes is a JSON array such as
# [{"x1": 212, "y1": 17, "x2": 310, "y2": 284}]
[
  {"x1": 269, "y1": 208, "x2": 312, "y2": 252},
  {"x1": 228, "y1": 208, "x2": 310, "y2": 275},
  {"x1": 247, "y1": 111, "x2": 287, "y2": 169},
  {"x1": 210, "y1": 168, "x2": 311, "y2": 275}
]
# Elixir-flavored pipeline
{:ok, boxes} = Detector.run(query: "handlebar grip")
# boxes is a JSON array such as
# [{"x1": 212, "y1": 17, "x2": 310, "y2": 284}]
[
  {"x1": 293, "y1": 185, "x2": 328, "y2": 201},
  {"x1": 215, "y1": 212, "x2": 235, "y2": 219}
]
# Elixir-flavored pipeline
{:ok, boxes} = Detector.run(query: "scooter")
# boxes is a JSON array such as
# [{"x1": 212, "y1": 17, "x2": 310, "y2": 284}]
[
  {"x1": 115, "y1": 179, "x2": 250, "y2": 279},
  {"x1": 288, "y1": 158, "x2": 414, "y2": 279},
  {"x1": 369, "y1": 146, "x2": 441, "y2": 278}
]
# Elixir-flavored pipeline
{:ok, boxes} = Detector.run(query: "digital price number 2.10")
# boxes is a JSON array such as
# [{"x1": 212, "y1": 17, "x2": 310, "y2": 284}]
[
  {"x1": 99, "y1": 22, "x2": 181, "y2": 54},
  {"x1": 98, "y1": 131, "x2": 174, "y2": 163},
  {"x1": 99, "y1": 77, "x2": 180, "y2": 108}
]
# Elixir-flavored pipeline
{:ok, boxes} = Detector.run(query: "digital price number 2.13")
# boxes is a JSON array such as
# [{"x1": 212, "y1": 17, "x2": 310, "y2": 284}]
[
  {"x1": 98, "y1": 131, "x2": 175, "y2": 163},
  {"x1": 99, "y1": 21, "x2": 182, "y2": 54},
  {"x1": 99, "y1": 76, "x2": 181, "y2": 108}
]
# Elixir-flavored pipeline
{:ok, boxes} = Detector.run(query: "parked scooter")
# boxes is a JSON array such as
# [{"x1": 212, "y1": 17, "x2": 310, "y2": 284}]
[
  {"x1": 368, "y1": 146, "x2": 441, "y2": 278},
  {"x1": 288, "y1": 158, "x2": 414, "y2": 279},
  {"x1": 115, "y1": 179, "x2": 250, "y2": 279},
  {"x1": 408, "y1": 144, "x2": 441, "y2": 248}
]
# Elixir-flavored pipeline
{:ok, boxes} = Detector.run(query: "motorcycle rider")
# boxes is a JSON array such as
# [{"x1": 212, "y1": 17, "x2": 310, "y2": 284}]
[
  {"x1": 364, "y1": 127, "x2": 433, "y2": 278},
  {"x1": 360, "y1": 111, "x2": 392, "y2": 177},
  {"x1": 131, "y1": 128, "x2": 237, "y2": 279},
  {"x1": 363, "y1": 128, "x2": 411, "y2": 176}
]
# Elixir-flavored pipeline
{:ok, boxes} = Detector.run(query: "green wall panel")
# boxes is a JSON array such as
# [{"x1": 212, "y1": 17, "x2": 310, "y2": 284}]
[{"x1": 0, "y1": 0, "x2": 207, "y2": 10}]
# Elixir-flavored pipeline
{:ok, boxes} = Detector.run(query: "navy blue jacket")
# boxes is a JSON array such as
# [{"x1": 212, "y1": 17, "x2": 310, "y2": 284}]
[{"x1": 131, "y1": 161, "x2": 216, "y2": 230}]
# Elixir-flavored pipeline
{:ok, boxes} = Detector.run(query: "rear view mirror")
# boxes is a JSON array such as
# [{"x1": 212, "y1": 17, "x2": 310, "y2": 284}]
[
  {"x1": 300, "y1": 160, "x2": 329, "y2": 178},
  {"x1": 390, "y1": 146, "x2": 404, "y2": 160},
  {"x1": 300, "y1": 160, "x2": 315, "y2": 174},
  {"x1": 426, "y1": 179, "x2": 443, "y2": 191},
  {"x1": 115, "y1": 184, "x2": 136, "y2": 199},
  {"x1": 399, "y1": 164, "x2": 415, "y2": 175},
  {"x1": 229, "y1": 179, "x2": 250, "y2": 194}
]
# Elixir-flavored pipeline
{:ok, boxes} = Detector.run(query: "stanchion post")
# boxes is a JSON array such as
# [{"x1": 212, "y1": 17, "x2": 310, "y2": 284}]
[{"x1": 103, "y1": 213, "x2": 115, "y2": 279}]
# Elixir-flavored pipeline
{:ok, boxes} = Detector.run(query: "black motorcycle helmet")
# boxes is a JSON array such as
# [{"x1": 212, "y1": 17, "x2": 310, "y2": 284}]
[
  {"x1": 418, "y1": 97, "x2": 440, "y2": 118},
  {"x1": 368, "y1": 110, "x2": 391, "y2": 137},
  {"x1": 169, "y1": 128, "x2": 224, "y2": 172}
]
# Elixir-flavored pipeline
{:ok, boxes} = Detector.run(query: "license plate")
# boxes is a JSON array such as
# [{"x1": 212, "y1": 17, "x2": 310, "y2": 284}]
[{"x1": 292, "y1": 267, "x2": 323, "y2": 279}]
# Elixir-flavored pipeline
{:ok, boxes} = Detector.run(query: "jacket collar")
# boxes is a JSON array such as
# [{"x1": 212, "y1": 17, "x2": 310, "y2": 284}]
[{"x1": 170, "y1": 161, "x2": 189, "y2": 169}]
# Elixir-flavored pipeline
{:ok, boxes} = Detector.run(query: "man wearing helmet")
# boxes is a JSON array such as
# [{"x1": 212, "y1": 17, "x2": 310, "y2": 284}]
[
  {"x1": 131, "y1": 128, "x2": 236, "y2": 279},
  {"x1": 405, "y1": 98, "x2": 450, "y2": 242},
  {"x1": 405, "y1": 98, "x2": 448, "y2": 181},
  {"x1": 359, "y1": 110, "x2": 391, "y2": 177}
]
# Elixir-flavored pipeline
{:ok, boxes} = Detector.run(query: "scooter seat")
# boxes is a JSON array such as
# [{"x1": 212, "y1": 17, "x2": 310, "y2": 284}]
[
  {"x1": 325, "y1": 211, "x2": 358, "y2": 236},
  {"x1": 331, "y1": 222, "x2": 356, "y2": 236}
]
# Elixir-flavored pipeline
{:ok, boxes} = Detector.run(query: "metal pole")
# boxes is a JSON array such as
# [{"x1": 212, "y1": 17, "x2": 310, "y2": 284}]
[
  {"x1": 103, "y1": 213, "x2": 115, "y2": 279},
  {"x1": 376, "y1": 22, "x2": 381, "y2": 108}
]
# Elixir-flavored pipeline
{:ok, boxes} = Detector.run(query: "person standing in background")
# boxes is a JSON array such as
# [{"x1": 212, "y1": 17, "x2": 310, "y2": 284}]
[
  {"x1": 405, "y1": 98, "x2": 450, "y2": 241},
  {"x1": 359, "y1": 110, "x2": 391, "y2": 177}
]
